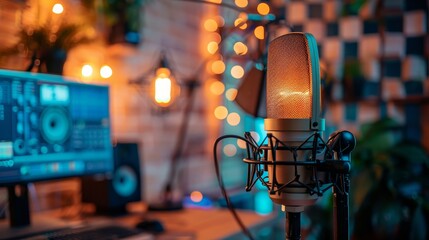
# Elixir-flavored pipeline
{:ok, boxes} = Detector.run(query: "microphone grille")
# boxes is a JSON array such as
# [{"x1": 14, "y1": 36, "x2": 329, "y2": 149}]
[{"x1": 266, "y1": 33, "x2": 314, "y2": 119}]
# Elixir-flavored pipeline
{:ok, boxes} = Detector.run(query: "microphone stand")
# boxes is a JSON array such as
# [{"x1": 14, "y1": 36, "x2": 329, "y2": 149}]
[
  {"x1": 333, "y1": 174, "x2": 350, "y2": 240},
  {"x1": 330, "y1": 131, "x2": 354, "y2": 240},
  {"x1": 149, "y1": 79, "x2": 198, "y2": 211},
  {"x1": 285, "y1": 211, "x2": 301, "y2": 240}
]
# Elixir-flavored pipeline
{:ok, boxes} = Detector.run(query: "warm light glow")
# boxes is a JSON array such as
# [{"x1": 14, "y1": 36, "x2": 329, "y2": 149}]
[
  {"x1": 237, "y1": 139, "x2": 247, "y2": 149},
  {"x1": 100, "y1": 65, "x2": 113, "y2": 79},
  {"x1": 227, "y1": 112, "x2": 241, "y2": 126},
  {"x1": 214, "y1": 106, "x2": 228, "y2": 119},
  {"x1": 254, "y1": 26, "x2": 265, "y2": 40},
  {"x1": 250, "y1": 131, "x2": 260, "y2": 143},
  {"x1": 257, "y1": 2, "x2": 270, "y2": 15},
  {"x1": 190, "y1": 191, "x2": 204, "y2": 203},
  {"x1": 52, "y1": 3, "x2": 64, "y2": 14},
  {"x1": 210, "y1": 81, "x2": 225, "y2": 95},
  {"x1": 151, "y1": 67, "x2": 179, "y2": 107},
  {"x1": 211, "y1": 32, "x2": 222, "y2": 43},
  {"x1": 234, "y1": 19, "x2": 247, "y2": 30},
  {"x1": 207, "y1": 41, "x2": 218, "y2": 54},
  {"x1": 231, "y1": 65, "x2": 245, "y2": 79},
  {"x1": 225, "y1": 88, "x2": 238, "y2": 101},
  {"x1": 211, "y1": 60, "x2": 225, "y2": 74},
  {"x1": 214, "y1": 15, "x2": 225, "y2": 27},
  {"x1": 207, "y1": 0, "x2": 222, "y2": 3},
  {"x1": 204, "y1": 19, "x2": 218, "y2": 32},
  {"x1": 223, "y1": 144, "x2": 237, "y2": 157},
  {"x1": 233, "y1": 42, "x2": 248, "y2": 55},
  {"x1": 234, "y1": 0, "x2": 248, "y2": 8},
  {"x1": 155, "y1": 77, "x2": 172, "y2": 104},
  {"x1": 81, "y1": 64, "x2": 93, "y2": 77}
]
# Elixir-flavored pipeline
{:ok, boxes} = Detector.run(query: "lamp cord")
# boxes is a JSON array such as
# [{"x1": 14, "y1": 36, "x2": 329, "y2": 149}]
[{"x1": 213, "y1": 135, "x2": 259, "y2": 240}]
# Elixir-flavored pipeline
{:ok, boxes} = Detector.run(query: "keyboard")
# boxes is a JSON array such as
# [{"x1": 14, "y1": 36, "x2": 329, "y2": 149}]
[{"x1": 23, "y1": 225, "x2": 153, "y2": 240}]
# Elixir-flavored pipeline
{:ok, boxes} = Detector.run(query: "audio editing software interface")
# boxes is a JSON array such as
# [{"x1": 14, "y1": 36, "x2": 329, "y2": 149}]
[{"x1": 0, "y1": 71, "x2": 113, "y2": 185}]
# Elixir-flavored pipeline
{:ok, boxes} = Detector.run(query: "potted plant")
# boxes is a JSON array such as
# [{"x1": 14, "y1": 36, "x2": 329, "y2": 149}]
[
  {"x1": 352, "y1": 118, "x2": 429, "y2": 239},
  {"x1": 1, "y1": 19, "x2": 95, "y2": 75}
]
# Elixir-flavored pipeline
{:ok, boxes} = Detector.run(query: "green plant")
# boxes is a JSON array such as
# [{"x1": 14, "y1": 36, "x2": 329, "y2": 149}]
[
  {"x1": 352, "y1": 118, "x2": 429, "y2": 239},
  {"x1": 0, "y1": 20, "x2": 95, "y2": 74}
]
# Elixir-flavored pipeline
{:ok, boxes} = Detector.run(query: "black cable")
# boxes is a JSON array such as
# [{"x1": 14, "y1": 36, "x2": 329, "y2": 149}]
[{"x1": 213, "y1": 134, "x2": 258, "y2": 240}]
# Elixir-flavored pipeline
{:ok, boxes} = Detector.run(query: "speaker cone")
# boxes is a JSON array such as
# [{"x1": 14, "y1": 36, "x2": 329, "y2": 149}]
[
  {"x1": 112, "y1": 166, "x2": 138, "y2": 198},
  {"x1": 40, "y1": 107, "x2": 71, "y2": 144}
]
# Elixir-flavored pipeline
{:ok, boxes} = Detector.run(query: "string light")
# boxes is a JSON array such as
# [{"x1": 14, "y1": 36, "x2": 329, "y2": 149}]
[
  {"x1": 214, "y1": 106, "x2": 228, "y2": 119},
  {"x1": 214, "y1": 15, "x2": 225, "y2": 27},
  {"x1": 227, "y1": 112, "x2": 241, "y2": 126},
  {"x1": 254, "y1": 26, "x2": 265, "y2": 39},
  {"x1": 211, "y1": 32, "x2": 222, "y2": 43},
  {"x1": 223, "y1": 144, "x2": 237, "y2": 157},
  {"x1": 210, "y1": 81, "x2": 225, "y2": 95},
  {"x1": 100, "y1": 65, "x2": 113, "y2": 79},
  {"x1": 204, "y1": 19, "x2": 218, "y2": 32},
  {"x1": 257, "y1": 2, "x2": 270, "y2": 15},
  {"x1": 231, "y1": 65, "x2": 244, "y2": 79},
  {"x1": 81, "y1": 64, "x2": 93, "y2": 77},
  {"x1": 234, "y1": 0, "x2": 248, "y2": 8},
  {"x1": 207, "y1": 41, "x2": 219, "y2": 54},
  {"x1": 211, "y1": 60, "x2": 226, "y2": 74},
  {"x1": 234, "y1": 12, "x2": 248, "y2": 30},
  {"x1": 233, "y1": 42, "x2": 248, "y2": 55},
  {"x1": 237, "y1": 139, "x2": 247, "y2": 149},
  {"x1": 225, "y1": 88, "x2": 238, "y2": 101}
]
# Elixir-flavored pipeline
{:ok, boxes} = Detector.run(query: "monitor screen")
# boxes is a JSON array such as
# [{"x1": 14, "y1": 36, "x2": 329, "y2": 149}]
[{"x1": 0, "y1": 70, "x2": 113, "y2": 186}]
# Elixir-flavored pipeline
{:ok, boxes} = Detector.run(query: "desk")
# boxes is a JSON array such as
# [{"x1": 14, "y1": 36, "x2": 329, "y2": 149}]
[
  {"x1": 123, "y1": 207, "x2": 278, "y2": 239},
  {"x1": 0, "y1": 204, "x2": 278, "y2": 240}
]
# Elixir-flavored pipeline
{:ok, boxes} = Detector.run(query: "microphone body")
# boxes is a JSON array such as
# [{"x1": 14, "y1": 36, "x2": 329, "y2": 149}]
[{"x1": 265, "y1": 33, "x2": 325, "y2": 211}]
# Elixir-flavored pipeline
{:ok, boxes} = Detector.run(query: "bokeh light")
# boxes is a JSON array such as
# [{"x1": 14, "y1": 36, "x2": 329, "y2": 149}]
[
  {"x1": 257, "y1": 2, "x2": 270, "y2": 15},
  {"x1": 231, "y1": 65, "x2": 245, "y2": 79},
  {"x1": 190, "y1": 191, "x2": 204, "y2": 203},
  {"x1": 214, "y1": 106, "x2": 228, "y2": 119},
  {"x1": 223, "y1": 144, "x2": 237, "y2": 157},
  {"x1": 227, "y1": 112, "x2": 241, "y2": 126},
  {"x1": 237, "y1": 139, "x2": 247, "y2": 149},
  {"x1": 210, "y1": 81, "x2": 225, "y2": 95},
  {"x1": 225, "y1": 88, "x2": 238, "y2": 101},
  {"x1": 52, "y1": 3, "x2": 64, "y2": 14},
  {"x1": 214, "y1": 15, "x2": 225, "y2": 27},
  {"x1": 211, "y1": 32, "x2": 222, "y2": 43},
  {"x1": 100, "y1": 65, "x2": 113, "y2": 79},
  {"x1": 207, "y1": 41, "x2": 219, "y2": 54},
  {"x1": 211, "y1": 60, "x2": 226, "y2": 74},
  {"x1": 204, "y1": 19, "x2": 218, "y2": 32},
  {"x1": 233, "y1": 42, "x2": 248, "y2": 55},
  {"x1": 234, "y1": 0, "x2": 248, "y2": 8},
  {"x1": 254, "y1": 26, "x2": 265, "y2": 40},
  {"x1": 81, "y1": 64, "x2": 93, "y2": 77}
]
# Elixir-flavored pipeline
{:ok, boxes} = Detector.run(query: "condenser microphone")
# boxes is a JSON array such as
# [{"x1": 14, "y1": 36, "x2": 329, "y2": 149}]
[
  {"x1": 264, "y1": 32, "x2": 325, "y2": 210},
  {"x1": 214, "y1": 32, "x2": 355, "y2": 240}
]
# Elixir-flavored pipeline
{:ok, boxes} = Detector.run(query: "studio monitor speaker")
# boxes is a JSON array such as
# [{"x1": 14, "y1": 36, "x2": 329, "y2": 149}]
[{"x1": 81, "y1": 142, "x2": 142, "y2": 214}]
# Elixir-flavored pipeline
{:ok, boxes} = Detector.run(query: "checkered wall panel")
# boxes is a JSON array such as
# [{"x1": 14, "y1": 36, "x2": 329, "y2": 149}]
[{"x1": 283, "y1": 0, "x2": 428, "y2": 139}]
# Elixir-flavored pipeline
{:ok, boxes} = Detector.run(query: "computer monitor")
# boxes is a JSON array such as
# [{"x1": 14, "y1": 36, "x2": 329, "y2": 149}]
[{"x1": 0, "y1": 69, "x2": 113, "y2": 231}]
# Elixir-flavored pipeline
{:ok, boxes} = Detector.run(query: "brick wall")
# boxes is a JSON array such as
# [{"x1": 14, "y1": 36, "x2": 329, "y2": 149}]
[{"x1": 0, "y1": 0, "x2": 222, "y2": 207}]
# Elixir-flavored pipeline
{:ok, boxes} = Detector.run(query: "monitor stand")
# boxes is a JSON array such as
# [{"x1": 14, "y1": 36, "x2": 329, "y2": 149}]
[
  {"x1": 0, "y1": 184, "x2": 71, "y2": 240},
  {"x1": 8, "y1": 184, "x2": 30, "y2": 227}
]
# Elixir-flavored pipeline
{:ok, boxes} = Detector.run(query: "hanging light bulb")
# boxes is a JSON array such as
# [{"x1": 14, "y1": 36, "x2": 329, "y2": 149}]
[
  {"x1": 52, "y1": 3, "x2": 64, "y2": 14},
  {"x1": 152, "y1": 56, "x2": 180, "y2": 107}
]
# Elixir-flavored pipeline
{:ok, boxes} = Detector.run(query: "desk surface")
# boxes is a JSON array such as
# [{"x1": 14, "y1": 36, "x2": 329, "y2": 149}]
[
  {"x1": 125, "y1": 207, "x2": 277, "y2": 239},
  {"x1": 0, "y1": 204, "x2": 278, "y2": 240}
]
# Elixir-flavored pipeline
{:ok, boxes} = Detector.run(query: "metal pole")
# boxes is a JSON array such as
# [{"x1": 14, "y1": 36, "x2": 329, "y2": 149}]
[{"x1": 285, "y1": 211, "x2": 301, "y2": 240}]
